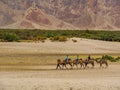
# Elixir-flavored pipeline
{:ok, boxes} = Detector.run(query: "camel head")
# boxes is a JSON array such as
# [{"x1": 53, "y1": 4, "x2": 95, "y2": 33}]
[
  {"x1": 79, "y1": 58, "x2": 83, "y2": 60},
  {"x1": 57, "y1": 59, "x2": 61, "y2": 63},
  {"x1": 95, "y1": 58, "x2": 100, "y2": 63}
]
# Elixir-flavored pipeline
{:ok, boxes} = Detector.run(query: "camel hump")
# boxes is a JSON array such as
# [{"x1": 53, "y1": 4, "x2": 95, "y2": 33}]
[
  {"x1": 79, "y1": 58, "x2": 83, "y2": 61},
  {"x1": 68, "y1": 58, "x2": 71, "y2": 61}
]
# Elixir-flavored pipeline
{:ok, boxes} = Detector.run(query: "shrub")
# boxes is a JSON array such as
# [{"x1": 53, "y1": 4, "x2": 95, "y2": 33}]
[
  {"x1": 41, "y1": 40, "x2": 45, "y2": 43},
  {"x1": 104, "y1": 55, "x2": 119, "y2": 62},
  {"x1": 49, "y1": 37, "x2": 54, "y2": 42},
  {"x1": 37, "y1": 36, "x2": 47, "y2": 41},
  {"x1": 115, "y1": 57, "x2": 120, "y2": 61},
  {"x1": 49, "y1": 36, "x2": 67, "y2": 42},
  {"x1": 2, "y1": 33, "x2": 19, "y2": 42},
  {"x1": 72, "y1": 39, "x2": 77, "y2": 43},
  {"x1": 0, "y1": 29, "x2": 120, "y2": 42},
  {"x1": 49, "y1": 36, "x2": 59, "y2": 42},
  {"x1": 58, "y1": 36, "x2": 67, "y2": 42},
  {"x1": 104, "y1": 55, "x2": 114, "y2": 60}
]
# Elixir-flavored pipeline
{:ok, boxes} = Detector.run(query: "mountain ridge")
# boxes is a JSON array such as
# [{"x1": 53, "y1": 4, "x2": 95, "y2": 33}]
[{"x1": 0, "y1": 0, "x2": 120, "y2": 30}]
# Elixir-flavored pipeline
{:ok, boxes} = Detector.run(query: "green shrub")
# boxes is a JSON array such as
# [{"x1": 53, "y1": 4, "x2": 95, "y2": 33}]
[
  {"x1": 115, "y1": 57, "x2": 120, "y2": 61},
  {"x1": 37, "y1": 36, "x2": 47, "y2": 41},
  {"x1": 49, "y1": 37, "x2": 54, "y2": 42},
  {"x1": 49, "y1": 36, "x2": 59, "y2": 41},
  {"x1": 2, "y1": 33, "x2": 19, "y2": 42},
  {"x1": 0, "y1": 29, "x2": 120, "y2": 42},
  {"x1": 104, "y1": 55, "x2": 119, "y2": 62},
  {"x1": 58, "y1": 36, "x2": 67, "y2": 42},
  {"x1": 104, "y1": 55, "x2": 114, "y2": 60},
  {"x1": 53, "y1": 36, "x2": 60, "y2": 41}
]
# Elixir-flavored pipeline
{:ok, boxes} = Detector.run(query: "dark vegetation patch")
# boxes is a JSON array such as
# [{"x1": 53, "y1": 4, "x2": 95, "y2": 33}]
[{"x1": 0, "y1": 29, "x2": 120, "y2": 42}]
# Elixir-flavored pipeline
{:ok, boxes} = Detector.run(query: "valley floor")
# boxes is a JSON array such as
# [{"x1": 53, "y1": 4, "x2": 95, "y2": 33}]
[
  {"x1": 0, "y1": 38, "x2": 120, "y2": 90},
  {"x1": 0, "y1": 64, "x2": 120, "y2": 90}
]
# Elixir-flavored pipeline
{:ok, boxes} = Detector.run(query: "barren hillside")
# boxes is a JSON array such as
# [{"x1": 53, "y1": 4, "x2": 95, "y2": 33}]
[{"x1": 0, "y1": 0, "x2": 120, "y2": 30}]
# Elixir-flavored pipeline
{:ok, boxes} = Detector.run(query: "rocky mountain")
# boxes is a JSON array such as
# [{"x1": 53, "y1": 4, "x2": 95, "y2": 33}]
[{"x1": 0, "y1": 0, "x2": 120, "y2": 30}]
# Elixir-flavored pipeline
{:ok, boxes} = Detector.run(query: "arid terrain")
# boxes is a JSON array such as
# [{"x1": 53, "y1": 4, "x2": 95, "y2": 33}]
[
  {"x1": 0, "y1": 38, "x2": 120, "y2": 90},
  {"x1": 0, "y1": 38, "x2": 120, "y2": 54},
  {"x1": 0, "y1": 64, "x2": 120, "y2": 90},
  {"x1": 0, "y1": 0, "x2": 120, "y2": 89}
]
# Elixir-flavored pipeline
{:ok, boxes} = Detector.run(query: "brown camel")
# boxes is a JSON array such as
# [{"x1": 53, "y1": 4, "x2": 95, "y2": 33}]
[
  {"x1": 95, "y1": 59, "x2": 108, "y2": 68},
  {"x1": 83, "y1": 59, "x2": 95, "y2": 69},
  {"x1": 56, "y1": 59, "x2": 64, "y2": 69},
  {"x1": 72, "y1": 59, "x2": 84, "y2": 69},
  {"x1": 56, "y1": 58, "x2": 73, "y2": 69}
]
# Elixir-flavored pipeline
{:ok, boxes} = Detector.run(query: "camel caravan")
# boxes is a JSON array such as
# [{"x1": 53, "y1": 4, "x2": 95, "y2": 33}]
[{"x1": 56, "y1": 55, "x2": 108, "y2": 70}]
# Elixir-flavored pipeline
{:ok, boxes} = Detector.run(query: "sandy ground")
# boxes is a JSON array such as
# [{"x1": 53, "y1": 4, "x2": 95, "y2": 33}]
[
  {"x1": 0, "y1": 38, "x2": 120, "y2": 90},
  {"x1": 0, "y1": 38, "x2": 120, "y2": 54},
  {"x1": 0, "y1": 64, "x2": 120, "y2": 90}
]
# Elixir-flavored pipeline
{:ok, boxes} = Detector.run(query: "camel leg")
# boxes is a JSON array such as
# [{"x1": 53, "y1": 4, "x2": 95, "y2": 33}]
[
  {"x1": 56, "y1": 64, "x2": 58, "y2": 69},
  {"x1": 62, "y1": 64, "x2": 65, "y2": 69},
  {"x1": 84, "y1": 63, "x2": 86, "y2": 69},
  {"x1": 72, "y1": 63, "x2": 75, "y2": 69},
  {"x1": 86, "y1": 64, "x2": 90, "y2": 69},
  {"x1": 75, "y1": 63, "x2": 78, "y2": 69},
  {"x1": 105, "y1": 62, "x2": 108, "y2": 68},
  {"x1": 82, "y1": 63, "x2": 85, "y2": 69},
  {"x1": 59, "y1": 64, "x2": 62, "y2": 69},
  {"x1": 81, "y1": 63, "x2": 84, "y2": 69},
  {"x1": 64, "y1": 64, "x2": 68, "y2": 69},
  {"x1": 80, "y1": 63, "x2": 82, "y2": 69},
  {"x1": 85, "y1": 63, "x2": 87, "y2": 69},
  {"x1": 69, "y1": 63, "x2": 73, "y2": 69},
  {"x1": 91, "y1": 63, "x2": 94, "y2": 69},
  {"x1": 100, "y1": 63, "x2": 102, "y2": 68},
  {"x1": 56, "y1": 64, "x2": 59, "y2": 69},
  {"x1": 56, "y1": 64, "x2": 61, "y2": 69}
]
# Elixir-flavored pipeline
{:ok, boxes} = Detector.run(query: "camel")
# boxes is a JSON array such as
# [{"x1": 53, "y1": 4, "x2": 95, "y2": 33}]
[
  {"x1": 83, "y1": 59, "x2": 95, "y2": 69},
  {"x1": 72, "y1": 59, "x2": 84, "y2": 69},
  {"x1": 56, "y1": 58, "x2": 73, "y2": 69},
  {"x1": 95, "y1": 59, "x2": 108, "y2": 68},
  {"x1": 56, "y1": 59, "x2": 64, "y2": 69}
]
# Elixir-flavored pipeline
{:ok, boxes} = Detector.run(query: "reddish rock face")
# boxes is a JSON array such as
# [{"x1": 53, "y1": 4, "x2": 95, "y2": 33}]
[
  {"x1": 25, "y1": 8, "x2": 52, "y2": 25},
  {"x1": 20, "y1": 21, "x2": 34, "y2": 28}
]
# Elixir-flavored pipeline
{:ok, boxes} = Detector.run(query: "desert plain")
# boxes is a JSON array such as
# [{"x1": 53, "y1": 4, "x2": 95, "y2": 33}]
[{"x1": 0, "y1": 38, "x2": 120, "y2": 90}]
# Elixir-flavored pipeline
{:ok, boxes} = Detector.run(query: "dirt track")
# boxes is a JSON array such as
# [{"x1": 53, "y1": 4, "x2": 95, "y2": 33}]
[{"x1": 0, "y1": 64, "x2": 120, "y2": 90}]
